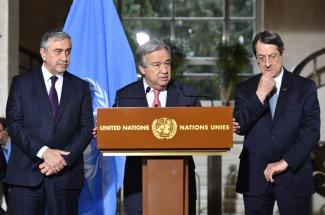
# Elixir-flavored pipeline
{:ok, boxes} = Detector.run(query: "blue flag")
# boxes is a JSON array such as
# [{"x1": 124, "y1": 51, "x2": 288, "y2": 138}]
[{"x1": 64, "y1": 0, "x2": 137, "y2": 214}]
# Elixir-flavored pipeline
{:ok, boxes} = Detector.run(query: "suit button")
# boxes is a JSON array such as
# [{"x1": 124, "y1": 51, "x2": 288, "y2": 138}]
[{"x1": 271, "y1": 135, "x2": 275, "y2": 139}]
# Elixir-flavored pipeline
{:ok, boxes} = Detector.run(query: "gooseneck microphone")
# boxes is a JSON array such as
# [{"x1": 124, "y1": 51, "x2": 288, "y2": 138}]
[
  {"x1": 115, "y1": 86, "x2": 151, "y2": 107},
  {"x1": 176, "y1": 81, "x2": 214, "y2": 107},
  {"x1": 145, "y1": 86, "x2": 151, "y2": 94}
]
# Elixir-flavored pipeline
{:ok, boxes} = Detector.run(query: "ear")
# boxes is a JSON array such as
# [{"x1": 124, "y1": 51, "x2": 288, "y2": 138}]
[
  {"x1": 40, "y1": 48, "x2": 46, "y2": 61},
  {"x1": 139, "y1": 65, "x2": 146, "y2": 76}
]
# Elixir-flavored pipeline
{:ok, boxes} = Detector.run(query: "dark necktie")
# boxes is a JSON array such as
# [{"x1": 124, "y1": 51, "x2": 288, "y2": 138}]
[
  {"x1": 49, "y1": 76, "x2": 59, "y2": 118},
  {"x1": 152, "y1": 89, "x2": 161, "y2": 107}
]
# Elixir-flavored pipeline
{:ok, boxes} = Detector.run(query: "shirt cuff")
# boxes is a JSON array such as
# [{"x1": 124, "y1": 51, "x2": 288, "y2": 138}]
[{"x1": 37, "y1": 146, "x2": 49, "y2": 159}]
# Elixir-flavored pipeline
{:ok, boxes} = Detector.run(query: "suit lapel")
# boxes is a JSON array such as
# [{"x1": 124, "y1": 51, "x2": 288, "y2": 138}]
[
  {"x1": 55, "y1": 72, "x2": 72, "y2": 124},
  {"x1": 134, "y1": 79, "x2": 149, "y2": 107},
  {"x1": 272, "y1": 70, "x2": 292, "y2": 124},
  {"x1": 33, "y1": 70, "x2": 54, "y2": 121},
  {"x1": 166, "y1": 81, "x2": 180, "y2": 107}
]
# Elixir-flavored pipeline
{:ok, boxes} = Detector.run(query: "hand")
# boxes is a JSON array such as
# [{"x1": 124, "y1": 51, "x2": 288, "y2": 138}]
[
  {"x1": 39, "y1": 162, "x2": 57, "y2": 176},
  {"x1": 232, "y1": 118, "x2": 240, "y2": 134},
  {"x1": 256, "y1": 72, "x2": 276, "y2": 103},
  {"x1": 92, "y1": 126, "x2": 97, "y2": 137},
  {"x1": 42, "y1": 148, "x2": 70, "y2": 173},
  {"x1": 264, "y1": 159, "x2": 288, "y2": 183}
]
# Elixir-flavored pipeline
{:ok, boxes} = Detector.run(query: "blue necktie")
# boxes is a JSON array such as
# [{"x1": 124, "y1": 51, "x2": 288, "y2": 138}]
[
  {"x1": 49, "y1": 76, "x2": 59, "y2": 118},
  {"x1": 269, "y1": 87, "x2": 278, "y2": 118}
]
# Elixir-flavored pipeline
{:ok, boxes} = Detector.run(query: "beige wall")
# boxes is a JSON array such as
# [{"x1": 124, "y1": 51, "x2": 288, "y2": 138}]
[
  {"x1": 20, "y1": 0, "x2": 72, "y2": 55},
  {"x1": 263, "y1": 0, "x2": 325, "y2": 71}
]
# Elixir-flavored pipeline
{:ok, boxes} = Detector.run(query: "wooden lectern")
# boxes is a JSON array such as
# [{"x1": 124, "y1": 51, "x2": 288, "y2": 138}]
[{"x1": 97, "y1": 107, "x2": 232, "y2": 215}]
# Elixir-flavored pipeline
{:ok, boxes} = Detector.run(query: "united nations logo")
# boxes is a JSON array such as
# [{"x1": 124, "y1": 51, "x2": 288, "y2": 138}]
[{"x1": 152, "y1": 117, "x2": 177, "y2": 140}]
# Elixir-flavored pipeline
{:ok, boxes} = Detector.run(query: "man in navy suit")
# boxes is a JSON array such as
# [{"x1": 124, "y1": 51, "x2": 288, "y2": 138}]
[
  {"x1": 5, "y1": 30, "x2": 94, "y2": 215},
  {"x1": 233, "y1": 31, "x2": 320, "y2": 214},
  {"x1": 115, "y1": 40, "x2": 200, "y2": 215},
  {"x1": 0, "y1": 117, "x2": 9, "y2": 214}
]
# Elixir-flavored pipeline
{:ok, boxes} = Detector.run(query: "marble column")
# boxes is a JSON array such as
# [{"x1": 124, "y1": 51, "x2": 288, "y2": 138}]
[{"x1": 0, "y1": 0, "x2": 19, "y2": 116}]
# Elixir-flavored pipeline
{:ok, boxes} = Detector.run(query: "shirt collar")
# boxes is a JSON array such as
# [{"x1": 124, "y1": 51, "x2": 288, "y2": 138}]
[
  {"x1": 274, "y1": 67, "x2": 284, "y2": 93},
  {"x1": 274, "y1": 67, "x2": 284, "y2": 83},
  {"x1": 41, "y1": 64, "x2": 63, "y2": 81},
  {"x1": 142, "y1": 78, "x2": 167, "y2": 93}
]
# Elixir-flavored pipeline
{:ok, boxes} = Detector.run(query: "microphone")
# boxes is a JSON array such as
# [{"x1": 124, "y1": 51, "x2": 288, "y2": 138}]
[
  {"x1": 175, "y1": 81, "x2": 214, "y2": 107},
  {"x1": 115, "y1": 86, "x2": 151, "y2": 107},
  {"x1": 145, "y1": 86, "x2": 151, "y2": 94}
]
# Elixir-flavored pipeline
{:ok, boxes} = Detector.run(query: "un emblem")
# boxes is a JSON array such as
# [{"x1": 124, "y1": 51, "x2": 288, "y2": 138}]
[{"x1": 152, "y1": 117, "x2": 177, "y2": 140}]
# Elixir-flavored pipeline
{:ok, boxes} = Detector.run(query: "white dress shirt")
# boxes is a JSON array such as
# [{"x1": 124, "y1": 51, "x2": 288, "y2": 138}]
[
  {"x1": 37, "y1": 65, "x2": 64, "y2": 158},
  {"x1": 143, "y1": 79, "x2": 167, "y2": 107}
]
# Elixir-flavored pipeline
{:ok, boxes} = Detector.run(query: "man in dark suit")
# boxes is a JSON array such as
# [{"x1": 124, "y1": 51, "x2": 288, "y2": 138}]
[
  {"x1": 233, "y1": 31, "x2": 320, "y2": 214},
  {"x1": 115, "y1": 40, "x2": 200, "y2": 215},
  {"x1": 0, "y1": 117, "x2": 9, "y2": 215},
  {"x1": 5, "y1": 30, "x2": 94, "y2": 215}
]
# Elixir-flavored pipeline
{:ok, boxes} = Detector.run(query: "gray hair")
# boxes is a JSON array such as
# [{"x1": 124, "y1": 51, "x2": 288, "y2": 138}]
[
  {"x1": 40, "y1": 29, "x2": 71, "y2": 50},
  {"x1": 135, "y1": 40, "x2": 171, "y2": 68}
]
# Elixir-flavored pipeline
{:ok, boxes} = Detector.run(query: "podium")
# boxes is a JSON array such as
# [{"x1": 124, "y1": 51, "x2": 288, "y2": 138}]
[{"x1": 97, "y1": 107, "x2": 232, "y2": 215}]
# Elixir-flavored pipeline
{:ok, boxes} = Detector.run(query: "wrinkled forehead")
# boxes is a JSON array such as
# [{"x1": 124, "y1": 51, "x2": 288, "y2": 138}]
[{"x1": 256, "y1": 42, "x2": 280, "y2": 55}]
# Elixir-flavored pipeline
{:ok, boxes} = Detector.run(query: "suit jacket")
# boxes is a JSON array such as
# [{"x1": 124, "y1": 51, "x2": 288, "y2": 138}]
[
  {"x1": 5, "y1": 70, "x2": 94, "y2": 189},
  {"x1": 0, "y1": 149, "x2": 6, "y2": 180},
  {"x1": 234, "y1": 69, "x2": 320, "y2": 197},
  {"x1": 114, "y1": 78, "x2": 200, "y2": 199}
]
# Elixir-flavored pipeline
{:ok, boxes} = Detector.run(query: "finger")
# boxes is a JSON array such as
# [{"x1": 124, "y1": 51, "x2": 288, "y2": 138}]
[
  {"x1": 57, "y1": 163, "x2": 65, "y2": 170},
  {"x1": 41, "y1": 166, "x2": 50, "y2": 174},
  {"x1": 264, "y1": 168, "x2": 268, "y2": 181},
  {"x1": 39, "y1": 162, "x2": 46, "y2": 169},
  {"x1": 58, "y1": 150, "x2": 70, "y2": 155},
  {"x1": 59, "y1": 158, "x2": 67, "y2": 166},
  {"x1": 268, "y1": 169, "x2": 275, "y2": 183},
  {"x1": 45, "y1": 170, "x2": 53, "y2": 176},
  {"x1": 41, "y1": 168, "x2": 47, "y2": 174}
]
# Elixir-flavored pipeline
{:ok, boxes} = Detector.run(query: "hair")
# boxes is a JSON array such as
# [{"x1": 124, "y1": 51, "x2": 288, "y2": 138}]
[
  {"x1": 252, "y1": 31, "x2": 284, "y2": 57},
  {"x1": 40, "y1": 28, "x2": 71, "y2": 50},
  {"x1": 135, "y1": 40, "x2": 171, "y2": 68},
  {"x1": 0, "y1": 117, "x2": 6, "y2": 129}
]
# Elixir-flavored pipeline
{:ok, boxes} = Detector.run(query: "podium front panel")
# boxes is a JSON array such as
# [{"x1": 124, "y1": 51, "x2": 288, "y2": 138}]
[{"x1": 97, "y1": 107, "x2": 232, "y2": 155}]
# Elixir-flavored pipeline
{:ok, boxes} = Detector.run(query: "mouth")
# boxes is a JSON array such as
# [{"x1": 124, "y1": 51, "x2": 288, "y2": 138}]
[{"x1": 159, "y1": 76, "x2": 169, "y2": 79}]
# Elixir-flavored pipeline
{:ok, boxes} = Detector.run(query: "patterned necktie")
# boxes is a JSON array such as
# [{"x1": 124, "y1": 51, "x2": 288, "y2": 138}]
[
  {"x1": 269, "y1": 87, "x2": 278, "y2": 118},
  {"x1": 152, "y1": 89, "x2": 161, "y2": 107},
  {"x1": 49, "y1": 76, "x2": 59, "y2": 118}
]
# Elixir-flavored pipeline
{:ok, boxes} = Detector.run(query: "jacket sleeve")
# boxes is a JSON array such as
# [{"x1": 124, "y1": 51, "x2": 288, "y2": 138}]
[
  {"x1": 6, "y1": 76, "x2": 44, "y2": 161},
  {"x1": 233, "y1": 83, "x2": 268, "y2": 135}
]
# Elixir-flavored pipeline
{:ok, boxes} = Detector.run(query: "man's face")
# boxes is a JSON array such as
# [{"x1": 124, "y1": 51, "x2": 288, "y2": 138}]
[
  {"x1": 40, "y1": 38, "x2": 71, "y2": 75},
  {"x1": 256, "y1": 41, "x2": 283, "y2": 77},
  {"x1": 139, "y1": 49, "x2": 171, "y2": 90}
]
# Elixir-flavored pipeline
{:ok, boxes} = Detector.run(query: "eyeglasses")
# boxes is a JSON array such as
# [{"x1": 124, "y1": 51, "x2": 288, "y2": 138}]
[{"x1": 256, "y1": 53, "x2": 281, "y2": 64}]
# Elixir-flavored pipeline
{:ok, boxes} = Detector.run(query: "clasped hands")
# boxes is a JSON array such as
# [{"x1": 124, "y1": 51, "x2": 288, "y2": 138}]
[{"x1": 39, "y1": 148, "x2": 70, "y2": 176}]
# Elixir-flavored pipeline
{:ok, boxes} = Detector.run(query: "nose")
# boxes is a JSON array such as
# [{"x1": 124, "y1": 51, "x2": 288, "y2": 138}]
[
  {"x1": 160, "y1": 64, "x2": 168, "y2": 74},
  {"x1": 265, "y1": 57, "x2": 272, "y2": 67},
  {"x1": 61, "y1": 51, "x2": 70, "y2": 62}
]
